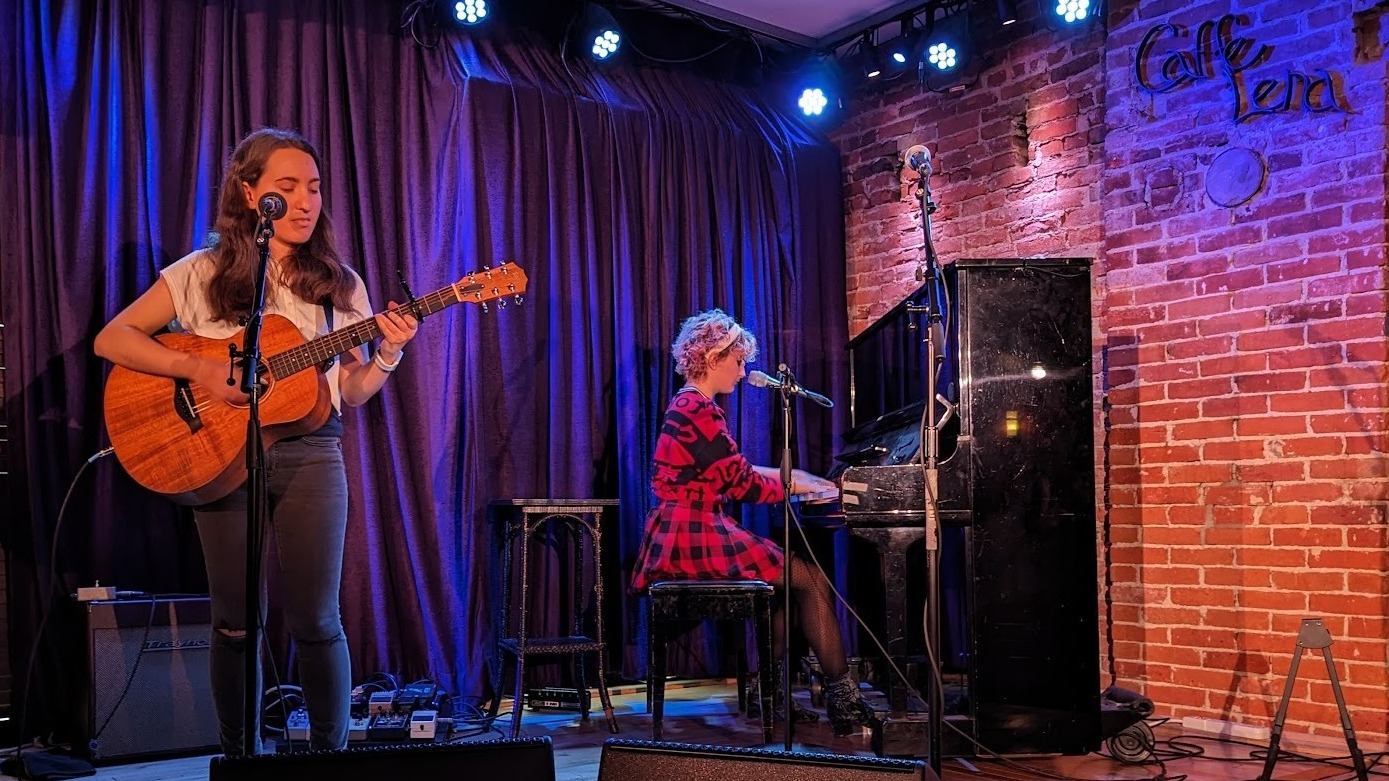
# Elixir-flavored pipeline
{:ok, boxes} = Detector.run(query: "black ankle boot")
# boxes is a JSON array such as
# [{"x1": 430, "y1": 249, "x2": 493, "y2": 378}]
[{"x1": 824, "y1": 671, "x2": 876, "y2": 736}]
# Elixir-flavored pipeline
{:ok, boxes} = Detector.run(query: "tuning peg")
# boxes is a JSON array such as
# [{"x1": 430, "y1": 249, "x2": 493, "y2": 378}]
[
  {"x1": 497, "y1": 298, "x2": 508, "y2": 309},
  {"x1": 513, "y1": 294, "x2": 525, "y2": 306}
]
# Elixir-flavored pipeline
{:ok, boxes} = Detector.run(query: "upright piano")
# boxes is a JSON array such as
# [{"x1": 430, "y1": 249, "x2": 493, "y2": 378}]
[{"x1": 805, "y1": 258, "x2": 1101, "y2": 758}]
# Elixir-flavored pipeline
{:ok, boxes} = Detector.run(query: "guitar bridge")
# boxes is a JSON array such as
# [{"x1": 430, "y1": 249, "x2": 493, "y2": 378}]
[{"x1": 173, "y1": 379, "x2": 204, "y2": 434}]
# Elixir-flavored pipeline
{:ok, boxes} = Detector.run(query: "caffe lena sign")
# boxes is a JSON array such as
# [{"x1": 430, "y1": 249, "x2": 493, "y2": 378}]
[{"x1": 1136, "y1": 14, "x2": 1351, "y2": 123}]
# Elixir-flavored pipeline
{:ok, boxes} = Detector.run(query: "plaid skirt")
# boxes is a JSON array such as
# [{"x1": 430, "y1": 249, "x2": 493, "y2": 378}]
[{"x1": 629, "y1": 500, "x2": 785, "y2": 593}]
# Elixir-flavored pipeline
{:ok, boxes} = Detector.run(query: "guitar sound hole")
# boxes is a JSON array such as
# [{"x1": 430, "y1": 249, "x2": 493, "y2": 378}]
[{"x1": 225, "y1": 369, "x2": 275, "y2": 409}]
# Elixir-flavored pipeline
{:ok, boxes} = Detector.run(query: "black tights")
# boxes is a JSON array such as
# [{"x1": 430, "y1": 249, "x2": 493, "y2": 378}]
[{"x1": 770, "y1": 554, "x2": 848, "y2": 679}]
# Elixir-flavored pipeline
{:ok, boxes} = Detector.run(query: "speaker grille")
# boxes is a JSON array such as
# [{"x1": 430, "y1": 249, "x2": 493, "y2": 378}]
[
  {"x1": 86, "y1": 596, "x2": 219, "y2": 761},
  {"x1": 599, "y1": 739, "x2": 935, "y2": 781},
  {"x1": 208, "y1": 737, "x2": 556, "y2": 781}
]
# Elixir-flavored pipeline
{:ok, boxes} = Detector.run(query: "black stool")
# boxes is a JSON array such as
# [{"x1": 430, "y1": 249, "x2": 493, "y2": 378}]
[{"x1": 646, "y1": 579, "x2": 774, "y2": 743}]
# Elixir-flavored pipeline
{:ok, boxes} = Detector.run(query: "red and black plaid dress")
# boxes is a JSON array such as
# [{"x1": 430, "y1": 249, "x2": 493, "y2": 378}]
[{"x1": 630, "y1": 388, "x2": 786, "y2": 593}]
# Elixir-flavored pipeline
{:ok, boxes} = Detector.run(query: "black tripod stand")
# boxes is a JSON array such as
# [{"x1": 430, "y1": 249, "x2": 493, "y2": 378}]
[{"x1": 1258, "y1": 618, "x2": 1368, "y2": 781}]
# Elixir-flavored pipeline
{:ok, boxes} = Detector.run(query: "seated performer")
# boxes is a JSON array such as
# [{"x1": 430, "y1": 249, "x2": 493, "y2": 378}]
[{"x1": 630, "y1": 307, "x2": 876, "y2": 736}]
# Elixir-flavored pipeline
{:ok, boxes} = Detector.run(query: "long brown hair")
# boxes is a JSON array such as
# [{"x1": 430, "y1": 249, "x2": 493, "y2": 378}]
[{"x1": 204, "y1": 128, "x2": 358, "y2": 324}]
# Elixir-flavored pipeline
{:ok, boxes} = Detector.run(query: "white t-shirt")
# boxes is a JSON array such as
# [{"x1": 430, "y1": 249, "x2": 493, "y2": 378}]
[{"x1": 160, "y1": 248, "x2": 374, "y2": 413}]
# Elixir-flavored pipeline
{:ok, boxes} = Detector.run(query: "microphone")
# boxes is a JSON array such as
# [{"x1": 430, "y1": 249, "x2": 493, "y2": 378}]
[
  {"x1": 747, "y1": 369, "x2": 834, "y2": 409},
  {"x1": 905, "y1": 144, "x2": 932, "y2": 176},
  {"x1": 257, "y1": 192, "x2": 287, "y2": 221}
]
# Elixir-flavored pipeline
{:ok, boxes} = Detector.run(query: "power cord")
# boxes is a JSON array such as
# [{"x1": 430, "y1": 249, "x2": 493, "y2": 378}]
[{"x1": 14, "y1": 446, "x2": 114, "y2": 767}]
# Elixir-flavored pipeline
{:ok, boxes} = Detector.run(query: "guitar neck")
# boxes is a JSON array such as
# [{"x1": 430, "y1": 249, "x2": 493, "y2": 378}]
[{"x1": 265, "y1": 286, "x2": 458, "y2": 378}]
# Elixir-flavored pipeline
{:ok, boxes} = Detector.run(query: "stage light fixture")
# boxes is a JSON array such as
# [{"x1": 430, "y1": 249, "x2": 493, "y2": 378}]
[
  {"x1": 879, "y1": 16, "x2": 924, "y2": 76},
  {"x1": 453, "y1": 0, "x2": 488, "y2": 25},
  {"x1": 575, "y1": 3, "x2": 623, "y2": 62},
  {"x1": 919, "y1": 9, "x2": 976, "y2": 90},
  {"x1": 799, "y1": 87, "x2": 830, "y2": 116},
  {"x1": 860, "y1": 32, "x2": 884, "y2": 79},
  {"x1": 996, "y1": 0, "x2": 1018, "y2": 25},
  {"x1": 790, "y1": 55, "x2": 844, "y2": 123},
  {"x1": 927, "y1": 41, "x2": 957, "y2": 71},
  {"x1": 1054, "y1": 0, "x2": 1093, "y2": 23}
]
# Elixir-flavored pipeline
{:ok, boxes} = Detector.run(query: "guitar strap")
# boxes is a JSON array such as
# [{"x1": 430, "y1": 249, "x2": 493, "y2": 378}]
[
  {"x1": 320, "y1": 300, "x2": 336, "y2": 371},
  {"x1": 315, "y1": 298, "x2": 344, "y2": 436}
]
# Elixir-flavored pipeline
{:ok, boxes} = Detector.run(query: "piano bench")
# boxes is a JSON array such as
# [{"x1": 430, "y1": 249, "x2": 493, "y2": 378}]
[{"x1": 645, "y1": 579, "x2": 774, "y2": 744}]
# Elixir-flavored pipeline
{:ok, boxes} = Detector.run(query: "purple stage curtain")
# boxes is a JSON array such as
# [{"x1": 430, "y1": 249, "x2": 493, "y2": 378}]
[{"x1": 0, "y1": 0, "x2": 847, "y2": 735}]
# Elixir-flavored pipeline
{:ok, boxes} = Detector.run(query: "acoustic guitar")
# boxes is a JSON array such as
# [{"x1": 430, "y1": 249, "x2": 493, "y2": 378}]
[{"x1": 102, "y1": 262, "x2": 527, "y2": 506}]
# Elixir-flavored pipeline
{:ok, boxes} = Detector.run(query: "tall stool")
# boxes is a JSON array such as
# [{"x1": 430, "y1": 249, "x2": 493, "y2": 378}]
[
  {"x1": 489, "y1": 499, "x2": 620, "y2": 738},
  {"x1": 646, "y1": 579, "x2": 774, "y2": 743}
]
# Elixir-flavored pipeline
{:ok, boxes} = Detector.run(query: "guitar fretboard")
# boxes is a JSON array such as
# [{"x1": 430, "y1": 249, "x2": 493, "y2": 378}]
[{"x1": 265, "y1": 286, "x2": 461, "y2": 379}]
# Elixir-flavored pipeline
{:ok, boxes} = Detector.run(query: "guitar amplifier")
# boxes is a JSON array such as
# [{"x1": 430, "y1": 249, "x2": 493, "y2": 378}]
[{"x1": 81, "y1": 596, "x2": 221, "y2": 761}]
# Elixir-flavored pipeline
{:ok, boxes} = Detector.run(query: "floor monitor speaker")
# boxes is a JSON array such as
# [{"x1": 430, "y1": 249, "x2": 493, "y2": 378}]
[
  {"x1": 598, "y1": 738, "x2": 938, "y2": 781},
  {"x1": 208, "y1": 737, "x2": 556, "y2": 781}
]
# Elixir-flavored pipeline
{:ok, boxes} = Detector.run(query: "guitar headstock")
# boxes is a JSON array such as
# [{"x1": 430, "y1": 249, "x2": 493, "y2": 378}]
[{"x1": 453, "y1": 262, "x2": 528, "y2": 312}]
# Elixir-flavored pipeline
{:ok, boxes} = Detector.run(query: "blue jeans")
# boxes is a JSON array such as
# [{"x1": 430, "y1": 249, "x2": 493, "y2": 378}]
[{"x1": 194, "y1": 434, "x2": 351, "y2": 755}]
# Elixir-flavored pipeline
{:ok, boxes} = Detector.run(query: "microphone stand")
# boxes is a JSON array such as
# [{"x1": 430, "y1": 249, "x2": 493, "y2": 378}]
[
  {"x1": 904, "y1": 166, "x2": 946, "y2": 778},
  {"x1": 775, "y1": 363, "x2": 796, "y2": 752},
  {"x1": 232, "y1": 215, "x2": 275, "y2": 755}
]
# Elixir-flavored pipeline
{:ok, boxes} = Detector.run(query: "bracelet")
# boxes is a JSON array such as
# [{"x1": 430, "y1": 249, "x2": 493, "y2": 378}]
[{"x1": 373, "y1": 348, "x2": 403, "y2": 373}]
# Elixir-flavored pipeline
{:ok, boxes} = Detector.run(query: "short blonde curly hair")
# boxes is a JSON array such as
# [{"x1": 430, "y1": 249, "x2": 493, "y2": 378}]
[{"x1": 672, "y1": 308, "x2": 758, "y2": 381}]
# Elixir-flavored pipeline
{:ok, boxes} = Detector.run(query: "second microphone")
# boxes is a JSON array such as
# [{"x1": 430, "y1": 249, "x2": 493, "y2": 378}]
[{"x1": 746, "y1": 369, "x2": 834, "y2": 409}]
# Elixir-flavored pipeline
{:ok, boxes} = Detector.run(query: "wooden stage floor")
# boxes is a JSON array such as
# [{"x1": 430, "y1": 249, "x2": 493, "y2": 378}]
[{"x1": 2, "y1": 680, "x2": 1375, "y2": 781}]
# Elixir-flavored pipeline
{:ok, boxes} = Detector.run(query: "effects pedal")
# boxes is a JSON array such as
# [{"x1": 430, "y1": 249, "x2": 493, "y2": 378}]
[
  {"x1": 347, "y1": 715, "x2": 371, "y2": 741},
  {"x1": 367, "y1": 691, "x2": 397, "y2": 715},
  {"x1": 285, "y1": 708, "x2": 310, "y2": 741},
  {"x1": 367, "y1": 712, "x2": 409, "y2": 742},
  {"x1": 400, "y1": 682, "x2": 440, "y2": 710},
  {"x1": 409, "y1": 710, "x2": 438, "y2": 740}
]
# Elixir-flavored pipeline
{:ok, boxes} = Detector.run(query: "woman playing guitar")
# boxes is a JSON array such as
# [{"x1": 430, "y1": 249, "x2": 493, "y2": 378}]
[{"x1": 94, "y1": 127, "x2": 418, "y2": 755}]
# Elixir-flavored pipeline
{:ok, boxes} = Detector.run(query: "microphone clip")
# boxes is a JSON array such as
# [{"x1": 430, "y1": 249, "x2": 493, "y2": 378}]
[{"x1": 254, "y1": 218, "x2": 275, "y2": 248}]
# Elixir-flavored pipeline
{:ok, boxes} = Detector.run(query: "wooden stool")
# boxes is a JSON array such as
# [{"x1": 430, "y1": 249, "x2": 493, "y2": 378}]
[{"x1": 646, "y1": 579, "x2": 774, "y2": 743}]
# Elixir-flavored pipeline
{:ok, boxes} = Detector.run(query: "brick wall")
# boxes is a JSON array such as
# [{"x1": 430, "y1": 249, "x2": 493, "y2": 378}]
[{"x1": 832, "y1": 0, "x2": 1389, "y2": 745}]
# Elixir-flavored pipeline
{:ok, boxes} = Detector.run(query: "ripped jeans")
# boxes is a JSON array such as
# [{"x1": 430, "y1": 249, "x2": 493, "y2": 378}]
[{"x1": 194, "y1": 434, "x2": 351, "y2": 755}]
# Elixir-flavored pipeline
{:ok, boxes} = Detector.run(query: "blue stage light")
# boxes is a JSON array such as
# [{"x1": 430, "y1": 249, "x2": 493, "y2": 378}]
[
  {"x1": 574, "y1": 4, "x2": 623, "y2": 63},
  {"x1": 592, "y1": 29, "x2": 620, "y2": 59},
  {"x1": 927, "y1": 41, "x2": 957, "y2": 71},
  {"x1": 454, "y1": 0, "x2": 487, "y2": 25},
  {"x1": 798, "y1": 87, "x2": 829, "y2": 116},
  {"x1": 1055, "y1": 0, "x2": 1092, "y2": 23}
]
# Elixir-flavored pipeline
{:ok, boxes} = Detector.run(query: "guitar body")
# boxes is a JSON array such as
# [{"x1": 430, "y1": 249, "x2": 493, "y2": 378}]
[
  {"x1": 102, "y1": 314, "x2": 333, "y2": 506},
  {"x1": 101, "y1": 261, "x2": 529, "y2": 505}
]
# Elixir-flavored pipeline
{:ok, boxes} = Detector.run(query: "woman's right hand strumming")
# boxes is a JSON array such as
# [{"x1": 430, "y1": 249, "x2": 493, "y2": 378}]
[{"x1": 192, "y1": 356, "x2": 251, "y2": 405}]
